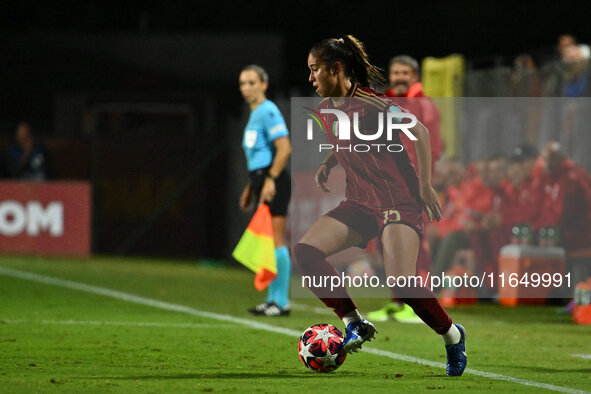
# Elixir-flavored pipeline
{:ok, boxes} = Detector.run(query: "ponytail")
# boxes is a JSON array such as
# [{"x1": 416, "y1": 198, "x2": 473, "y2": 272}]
[
  {"x1": 310, "y1": 35, "x2": 385, "y2": 88},
  {"x1": 341, "y1": 35, "x2": 385, "y2": 87}
]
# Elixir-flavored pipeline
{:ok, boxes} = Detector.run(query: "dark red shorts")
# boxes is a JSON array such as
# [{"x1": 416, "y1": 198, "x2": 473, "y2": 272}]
[{"x1": 325, "y1": 199, "x2": 423, "y2": 248}]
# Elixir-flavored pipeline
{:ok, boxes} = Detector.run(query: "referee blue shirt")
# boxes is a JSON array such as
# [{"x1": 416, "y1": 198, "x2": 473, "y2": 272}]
[{"x1": 243, "y1": 100, "x2": 289, "y2": 171}]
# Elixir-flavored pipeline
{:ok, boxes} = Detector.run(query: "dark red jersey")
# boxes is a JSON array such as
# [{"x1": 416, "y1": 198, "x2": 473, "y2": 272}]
[{"x1": 319, "y1": 84, "x2": 421, "y2": 210}]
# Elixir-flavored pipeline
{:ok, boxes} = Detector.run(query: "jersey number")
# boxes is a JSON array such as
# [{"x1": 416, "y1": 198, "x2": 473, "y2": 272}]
[{"x1": 382, "y1": 209, "x2": 401, "y2": 225}]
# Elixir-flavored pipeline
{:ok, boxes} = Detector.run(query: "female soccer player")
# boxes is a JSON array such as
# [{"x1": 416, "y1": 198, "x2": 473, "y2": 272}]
[
  {"x1": 238, "y1": 65, "x2": 292, "y2": 317},
  {"x1": 293, "y1": 36, "x2": 467, "y2": 376}
]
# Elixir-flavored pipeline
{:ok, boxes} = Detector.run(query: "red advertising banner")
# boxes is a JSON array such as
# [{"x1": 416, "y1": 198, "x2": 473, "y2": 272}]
[{"x1": 0, "y1": 181, "x2": 91, "y2": 256}]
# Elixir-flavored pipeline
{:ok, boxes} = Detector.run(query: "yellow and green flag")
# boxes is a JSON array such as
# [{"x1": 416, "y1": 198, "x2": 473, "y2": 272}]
[{"x1": 232, "y1": 204, "x2": 277, "y2": 291}]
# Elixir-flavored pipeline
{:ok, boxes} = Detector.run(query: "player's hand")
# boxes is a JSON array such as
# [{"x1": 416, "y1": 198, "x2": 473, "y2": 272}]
[
  {"x1": 239, "y1": 184, "x2": 252, "y2": 212},
  {"x1": 315, "y1": 163, "x2": 331, "y2": 193},
  {"x1": 419, "y1": 184, "x2": 442, "y2": 222},
  {"x1": 259, "y1": 177, "x2": 276, "y2": 204}
]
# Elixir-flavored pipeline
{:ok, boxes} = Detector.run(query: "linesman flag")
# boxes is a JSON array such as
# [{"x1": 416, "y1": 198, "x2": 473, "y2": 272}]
[{"x1": 232, "y1": 204, "x2": 277, "y2": 291}]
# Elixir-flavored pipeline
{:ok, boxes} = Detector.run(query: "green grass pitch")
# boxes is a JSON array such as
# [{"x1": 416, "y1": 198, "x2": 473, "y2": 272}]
[{"x1": 0, "y1": 255, "x2": 590, "y2": 393}]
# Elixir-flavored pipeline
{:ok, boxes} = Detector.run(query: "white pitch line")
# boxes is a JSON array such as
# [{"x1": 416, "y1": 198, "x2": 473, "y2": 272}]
[
  {"x1": 0, "y1": 319, "x2": 236, "y2": 329},
  {"x1": 0, "y1": 266, "x2": 587, "y2": 394},
  {"x1": 290, "y1": 303, "x2": 333, "y2": 315},
  {"x1": 571, "y1": 354, "x2": 591, "y2": 360},
  {"x1": 291, "y1": 303, "x2": 426, "y2": 324},
  {"x1": 0, "y1": 266, "x2": 301, "y2": 338}
]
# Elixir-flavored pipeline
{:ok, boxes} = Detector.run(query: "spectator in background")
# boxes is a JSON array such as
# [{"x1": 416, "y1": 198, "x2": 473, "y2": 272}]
[
  {"x1": 543, "y1": 34, "x2": 591, "y2": 96},
  {"x1": 429, "y1": 158, "x2": 472, "y2": 278},
  {"x1": 367, "y1": 55, "x2": 443, "y2": 323},
  {"x1": 7, "y1": 122, "x2": 51, "y2": 181},
  {"x1": 384, "y1": 55, "x2": 443, "y2": 166},
  {"x1": 558, "y1": 34, "x2": 577, "y2": 59},
  {"x1": 460, "y1": 154, "x2": 510, "y2": 297},
  {"x1": 534, "y1": 142, "x2": 591, "y2": 309},
  {"x1": 558, "y1": 34, "x2": 590, "y2": 61},
  {"x1": 532, "y1": 141, "x2": 591, "y2": 251},
  {"x1": 429, "y1": 158, "x2": 469, "y2": 246},
  {"x1": 561, "y1": 43, "x2": 590, "y2": 97},
  {"x1": 501, "y1": 143, "x2": 542, "y2": 229},
  {"x1": 511, "y1": 54, "x2": 542, "y2": 97},
  {"x1": 433, "y1": 154, "x2": 510, "y2": 297}
]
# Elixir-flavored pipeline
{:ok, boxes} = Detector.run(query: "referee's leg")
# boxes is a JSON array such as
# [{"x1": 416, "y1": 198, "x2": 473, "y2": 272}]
[{"x1": 267, "y1": 215, "x2": 291, "y2": 309}]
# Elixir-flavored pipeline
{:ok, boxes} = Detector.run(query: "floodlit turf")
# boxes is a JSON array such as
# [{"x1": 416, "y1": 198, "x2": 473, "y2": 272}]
[{"x1": 0, "y1": 256, "x2": 590, "y2": 393}]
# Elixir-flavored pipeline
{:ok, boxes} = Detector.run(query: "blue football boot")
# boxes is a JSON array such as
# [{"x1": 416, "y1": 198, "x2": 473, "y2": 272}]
[
  {"x1": 445, "y1": 324, "x2": 467, "y2": 376},
  {"x1": 342, "y1": 319, "x2": 377, "y2": 354}
]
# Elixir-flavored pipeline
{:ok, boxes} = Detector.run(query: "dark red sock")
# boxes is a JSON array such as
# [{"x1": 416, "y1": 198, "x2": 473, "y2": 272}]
[
  {"x1": 293, "y1": 243, "x2": 356, "y2": 319},
  {"x1": 398, "y1": 286, "x2": 453, "y2": 335}
]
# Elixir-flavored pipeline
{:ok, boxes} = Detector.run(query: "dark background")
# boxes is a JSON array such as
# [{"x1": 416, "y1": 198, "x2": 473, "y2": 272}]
[
  {"x1": 1, "y1": 1, "x2": 589, "y2": 259},
  {"x1": 3, "y1": 0, "x2": 591, "y2": 92}
]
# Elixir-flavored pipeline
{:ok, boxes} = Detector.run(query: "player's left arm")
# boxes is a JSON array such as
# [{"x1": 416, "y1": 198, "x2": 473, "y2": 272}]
[{"x1": 411, "y1": 121, "x2": 442, "y2": 221}]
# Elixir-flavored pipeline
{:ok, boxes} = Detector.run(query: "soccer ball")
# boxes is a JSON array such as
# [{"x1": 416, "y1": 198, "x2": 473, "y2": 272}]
[{"x1": 298, "y1": 323, "x2": 347, "y2": 372}]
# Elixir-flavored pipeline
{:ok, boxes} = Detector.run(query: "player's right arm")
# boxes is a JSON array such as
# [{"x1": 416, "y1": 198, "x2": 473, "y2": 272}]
[
  {"x1": 411, "y1": 121, "x2": 442, "y2": 221},
  {"x1": 315, "y1": 152, "x2": 338, "y2": 193}
]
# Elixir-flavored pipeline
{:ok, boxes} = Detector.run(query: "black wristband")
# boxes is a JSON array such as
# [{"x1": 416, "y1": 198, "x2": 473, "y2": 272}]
[{"x1": 266, "y1": 173, "x2": 276, "y2": 180}]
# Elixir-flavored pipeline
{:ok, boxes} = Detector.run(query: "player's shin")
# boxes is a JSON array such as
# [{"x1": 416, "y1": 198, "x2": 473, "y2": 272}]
[
  {"x1": 293, "y1": 243, "x2": 356, "y2": 318},
  {"x1": 398, "y1": 285, "x2": 453, "y2": 335}
]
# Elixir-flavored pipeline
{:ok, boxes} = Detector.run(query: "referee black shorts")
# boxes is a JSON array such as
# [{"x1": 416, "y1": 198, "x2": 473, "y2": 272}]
[{"x1": 249, "y1": 167, "x2": 291, "y2": 216}]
